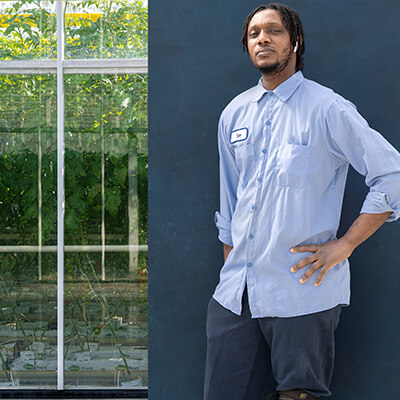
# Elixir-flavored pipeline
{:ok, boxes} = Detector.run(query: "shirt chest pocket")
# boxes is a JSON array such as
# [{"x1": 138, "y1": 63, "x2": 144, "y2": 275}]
[
  {"x1": 230, "y1": 128, "x2": 255, "y2": 171},
  {"x1": 230, "y1": 132, "x2": 255, "y2": 188},
  {"x1": 275, "y1": 143, "x2": 312, "y2": 189},
  {"x1": 233, "y1": 140, "x2": 255, "y2": 164}
]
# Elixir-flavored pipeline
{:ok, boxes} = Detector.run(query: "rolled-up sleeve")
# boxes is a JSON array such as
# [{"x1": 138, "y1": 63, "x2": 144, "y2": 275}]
[
  {"x1": 215, "y1": 211, "x2": 232, "y2": 246},
  {"x1": 214, "y1": 111, "x2": 240, "y2": 246},
  {"x1": 325, "y1": 97, "x2": 400, "y2": 222}
]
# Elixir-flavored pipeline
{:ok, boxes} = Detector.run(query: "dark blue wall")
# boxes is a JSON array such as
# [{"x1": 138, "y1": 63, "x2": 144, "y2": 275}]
[{"x1": 148, "y1": 1, "x2": 400, "y2": 399}]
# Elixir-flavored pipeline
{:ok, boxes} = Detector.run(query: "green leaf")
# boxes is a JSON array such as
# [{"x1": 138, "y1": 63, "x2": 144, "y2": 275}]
[
  {"x1": 91, "y1": 163, "x2": 101, "y2": 179},
  {"x1": 65, "y1": 208, "x2": 80, "y2": 235},
  {"x1": 31, "y1": 10, "x2": 40, "y2": 20},
  {"x1": 4, "y1": 23, "x2": 17, "y2": 36},
  {"x1": 21, "y1": 23, "x2": 32, "y2": 34},
  {"x1": 87, "y1": 183, "x2": 101, "y2": 204},
  {"x1": 105, "y1": 187, "x2": 121, "y2": 216},
  {"x1": 114, "y1": 166, "x2": 127, "y2": 187}
]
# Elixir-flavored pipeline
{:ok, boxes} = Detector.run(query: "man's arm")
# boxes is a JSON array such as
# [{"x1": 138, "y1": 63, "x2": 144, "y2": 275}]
[
  {"x1": 214, "y1": 112, "x2": 240, "y2": 249},
  {"x1": 290, "y1": 97, "x2": 400, "y2": 286},
  {"x1": 290, "y1": 211, "x2": 392, "y2": 287}
]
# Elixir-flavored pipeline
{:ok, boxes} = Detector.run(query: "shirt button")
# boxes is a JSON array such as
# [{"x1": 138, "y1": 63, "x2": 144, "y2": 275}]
[
  {"x1": 256, "y1": 177, "x2": 262, "y2": 182},
  {"x1": 261, "y1": 148, "x2": 267, "y2": 154},
  {"x1": 268, "y1": 91, "x2": 273, "y2": 96},
  {"x1": 247, "y1": 262, "x2": 253, "y2": 267},
  {"x1": 251, "y1": 204, "x2": 257, "y2": 211},
  {"x1": 249, "y1": 233, "x2": 254, "y2": 239},
  {"x1": 266, "y1": 120, "x2": 271, "y2": 126}
]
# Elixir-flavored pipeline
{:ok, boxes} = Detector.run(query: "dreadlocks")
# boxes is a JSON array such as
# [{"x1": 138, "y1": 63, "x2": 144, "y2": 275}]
[{"x1": 241, "y1": 2, "x2": 305, "y2": 71}]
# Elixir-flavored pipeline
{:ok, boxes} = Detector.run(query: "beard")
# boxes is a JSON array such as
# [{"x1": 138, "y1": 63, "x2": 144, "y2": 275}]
[{"x1": 255, "y1": 46, "x2": 293, "y2": 75}]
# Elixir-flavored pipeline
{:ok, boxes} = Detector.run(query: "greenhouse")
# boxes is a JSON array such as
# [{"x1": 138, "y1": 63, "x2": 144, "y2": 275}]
[{"x1": 0, "y1": 0, "x2": 148, "y2": 395}]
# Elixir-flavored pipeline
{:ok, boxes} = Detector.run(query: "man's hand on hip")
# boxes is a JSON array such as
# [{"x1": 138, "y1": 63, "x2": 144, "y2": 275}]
[
  {"x1": 289, "y1": 211, "x2": 392, "y2": 287},
  {"x1": 289, "y1": 238, "x2": 354, "y2": 287}
]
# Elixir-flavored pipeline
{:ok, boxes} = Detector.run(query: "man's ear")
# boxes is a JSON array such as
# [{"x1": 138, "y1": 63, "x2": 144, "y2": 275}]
[{"x1": 298, "y1": 35, "x2": 303, "y2": 47}]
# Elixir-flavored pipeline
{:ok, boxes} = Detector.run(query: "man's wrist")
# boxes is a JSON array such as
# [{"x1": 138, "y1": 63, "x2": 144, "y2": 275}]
[
  {"x1": 337, "y1": 236, "x2": 357, "y2": 255},
  {"x1": 339, "y1": 211, "x2": 392, "y2": 254}
]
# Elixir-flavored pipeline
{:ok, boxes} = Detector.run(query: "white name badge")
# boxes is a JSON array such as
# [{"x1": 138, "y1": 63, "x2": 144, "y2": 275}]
[{"x1": 230, "y1": 128, "x2": 248, "y2": 144}]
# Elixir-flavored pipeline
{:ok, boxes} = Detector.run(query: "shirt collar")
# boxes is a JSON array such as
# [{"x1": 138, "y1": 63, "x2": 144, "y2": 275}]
[{"x1": 253, "y1": 70, "x2": 304, "y2": 103}]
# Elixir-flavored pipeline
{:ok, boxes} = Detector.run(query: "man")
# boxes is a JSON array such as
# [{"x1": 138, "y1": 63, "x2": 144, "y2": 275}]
[{"x1": 204, "y1": 3, "x2": 400, "y2": 400}]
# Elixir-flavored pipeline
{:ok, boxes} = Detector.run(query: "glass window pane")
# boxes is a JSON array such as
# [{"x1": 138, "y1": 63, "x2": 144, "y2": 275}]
[
  {"x1": 0, "y1": 1, "x2": 57, "y2": 61},
  {"x1": 65, "y1": 0, "x2": 148, "y2": 60},
  {"x1": 0, "y1": 73, "x2": 57, "y2": 388},
  {"x1": 64, "y1": 73, "x2": 148, "y2": 388}
]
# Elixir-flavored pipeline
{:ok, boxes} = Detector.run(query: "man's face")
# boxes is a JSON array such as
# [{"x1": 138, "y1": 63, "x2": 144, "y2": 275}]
[{"x1": 247, "y1": 9, "x2": 295, "y2": 75}]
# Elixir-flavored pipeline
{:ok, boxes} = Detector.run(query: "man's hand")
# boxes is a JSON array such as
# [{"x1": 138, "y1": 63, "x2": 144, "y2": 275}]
[
  {"x1": 289, "y1": 238, "x2": 355, "y2": 287},
  {"x1": 223, "y1": 243, "x2": 233, "y2": 262},
  {"x1": 290, "y1": 211, "x2": 392, "y2": 287}
]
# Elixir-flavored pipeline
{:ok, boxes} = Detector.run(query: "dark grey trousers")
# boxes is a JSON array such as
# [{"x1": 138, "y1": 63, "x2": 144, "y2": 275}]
[{"x1": 203, "y1": 284, "x2": 342, "y2": 400}]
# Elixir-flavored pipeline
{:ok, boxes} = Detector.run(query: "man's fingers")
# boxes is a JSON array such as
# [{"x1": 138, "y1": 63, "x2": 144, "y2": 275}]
[
  {"x1": 314, "y1": 266, "x2": 330, "y2": 287},
  {"x1": 299, "y1": 262, "x2": 322, "y2": 284},
  {"x1": 290, "y1": 244, "x2": 320, "y2": 253},
  {"x1": 290, "y1": 254, "x2": 318, "y2": 272}
]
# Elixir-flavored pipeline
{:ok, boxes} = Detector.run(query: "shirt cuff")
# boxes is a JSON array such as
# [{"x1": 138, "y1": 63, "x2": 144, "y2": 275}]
[
  {"x1": 360, "y1": 191, "x2": 400, "y2": 222},
  {"x1": 214, "y1": 211, "x2": 233, "y2": 246}
]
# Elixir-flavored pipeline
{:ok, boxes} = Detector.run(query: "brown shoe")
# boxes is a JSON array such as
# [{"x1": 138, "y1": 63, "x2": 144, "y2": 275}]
[{"x1": 278, "y1": 389, "x2": 321, "y2": 400}]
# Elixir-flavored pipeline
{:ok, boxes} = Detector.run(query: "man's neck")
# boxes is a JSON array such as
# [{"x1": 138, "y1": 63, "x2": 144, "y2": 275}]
[{"x1": 261, "y1": 67, "x2": 296, "y2": 91}]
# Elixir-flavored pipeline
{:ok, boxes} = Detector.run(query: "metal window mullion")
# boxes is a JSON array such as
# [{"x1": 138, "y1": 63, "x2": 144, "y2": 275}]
[
  {"x1": 0, "y1": 59, "x2": 148, "y2": 75},
  {"x1": 56, "y1": 0, "x2": 65, "y2": 391},
  {"x1": 0, "y1": 244, "x2": 148, "y2": 252}
]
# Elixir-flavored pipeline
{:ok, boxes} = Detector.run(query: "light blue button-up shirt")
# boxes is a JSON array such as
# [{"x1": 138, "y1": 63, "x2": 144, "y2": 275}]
[{"x1": 214, "y1": 71, "x2": 400, "y2": 318}]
